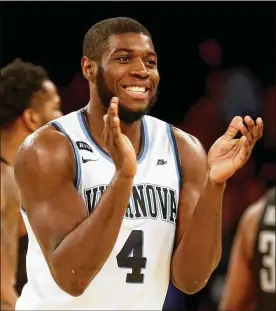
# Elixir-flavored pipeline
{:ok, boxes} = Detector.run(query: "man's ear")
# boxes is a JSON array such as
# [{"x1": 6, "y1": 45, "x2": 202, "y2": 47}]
[
  {"x1": 21, "y1": 108, "x2": 41, "y2": 132},
  {"x1": 81, "y1": 56, "x2": 97, "y2": 82}
]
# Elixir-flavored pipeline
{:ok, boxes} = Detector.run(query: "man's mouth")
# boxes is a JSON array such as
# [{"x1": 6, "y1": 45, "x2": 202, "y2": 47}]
[{"x1": 122, "y1": 86, "x2": 150, "y2": 100}]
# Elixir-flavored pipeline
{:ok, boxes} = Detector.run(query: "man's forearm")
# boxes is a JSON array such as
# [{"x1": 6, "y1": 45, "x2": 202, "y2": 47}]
[
  {"x1": 1, "y1": 245, "x2": 18, "y2": 310},
  {"x1": 1, "y1": 301, "x2": 16, "y2": 311},
  {"x1": 172, "y1": 174, "x2": 225, "y2": 293},
  {"x1": 51, "y1": 172, "x2": 133, "y2": 296},
  {"x1": 1, "y1": 292, "x2": 18, "y2": 311}
]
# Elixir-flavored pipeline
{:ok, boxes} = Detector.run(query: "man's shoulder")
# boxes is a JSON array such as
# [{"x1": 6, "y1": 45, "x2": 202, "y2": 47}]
[
  {"x1": 237, "y1": 194, "x2": 267, "y2": 260},
  {"x1": 241, "y1": 194, "x2": 267, "y2": 228},
  {"x1": 170, "y1": 126, "x2": 207, "y2": 165},
  {"x1": 14, "y1": 124, "x2": 76, "y2": 193},
  {"x1": 16, "y1": 125, "x2": 73, "y2": 170},
  {"x1": 22, "y1": 125, "x2": 62, "y2": 148}
]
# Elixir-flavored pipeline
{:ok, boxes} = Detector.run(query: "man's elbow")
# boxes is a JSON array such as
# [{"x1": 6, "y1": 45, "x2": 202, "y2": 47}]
[
  {"x1": 50, "y1": 255, "x2": 101, "y2": 298},
  {"x1": 59, "y1": 284, "x2": 85, "y2": 298},
  {"x1": 215, "y1": 247, "x2": 222, "y2": 267},
  {"x1": 53, "y1": 272, "x2": 86, "y2": 297},
  {"x1": 49, "y1": 259, "x2": 87, "y2": 297},
  {"x1": 171, "y1": 259, "x2": 219, "y2": 294},
  {"x1": 212, "y1": 250, "x2": 222, "y2": 273},
  {"x1": 171, "y1": 256, "x2": 217, "y2": 294},
  {"x1": 172, "y1": 275, "x2": 209, "y2": 294}
]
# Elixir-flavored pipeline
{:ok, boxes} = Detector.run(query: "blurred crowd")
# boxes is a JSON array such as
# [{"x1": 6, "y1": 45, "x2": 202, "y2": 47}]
[{"x1": 1, "y1": 38, "x2": 275, "y2": 311}]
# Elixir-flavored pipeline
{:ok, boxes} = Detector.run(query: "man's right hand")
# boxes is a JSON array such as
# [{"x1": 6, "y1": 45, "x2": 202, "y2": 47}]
[{"x1": 103, "y1": 97, "x2": 137, "y2": 178}]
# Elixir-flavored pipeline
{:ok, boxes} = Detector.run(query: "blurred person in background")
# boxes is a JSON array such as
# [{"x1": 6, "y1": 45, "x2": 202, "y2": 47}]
[
  {"x1": 199, "y1": 38, "x2": 222, "y2": 68},
  {"x1": 262, "y1": 86, "x2": 276, "y2": 151},
  {"x1": 59, "y1": 72, "x2": 89, "y2": 115},
  {"x1": 175, "y1": 69, "x2": 226, "y2": 152},
  {"x1": 199, "y1": 38, "x2": 264, "y2": 128},
  {"x1": 260, "y1": 85, "x2": 276, "y2": 186},
  {"x1": 0, "y1": 59, "x2": 62, "y2": 309},
  {"x1": 219, "y1": 186, "x2": 275, "y2": 311},
  {"x1": 220, "y1": 67, "x2": 263, "y2": 126}
]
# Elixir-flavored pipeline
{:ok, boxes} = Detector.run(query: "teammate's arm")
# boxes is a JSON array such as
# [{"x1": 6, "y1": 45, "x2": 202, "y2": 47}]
[
  {"x1": 170, "y1": 129, "x2": 223, "y2": 294},
  {"x1": 14, "y1": 99, "x2": 137, "y2": 297},
  {"x1": 0, "y1": 171, "x2": 18, "y2": 310},
  {"x1": 219, "y1": 205, "x2": 261, "y2": 311}
]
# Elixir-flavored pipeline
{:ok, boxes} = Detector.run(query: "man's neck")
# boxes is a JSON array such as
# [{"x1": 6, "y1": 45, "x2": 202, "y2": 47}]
[
  {"x1": 1, "y1": 127, "x2": 29, "y2": 166},
  {"x1": 86, "y1": 100, "x2": 142, "y2": 156}
]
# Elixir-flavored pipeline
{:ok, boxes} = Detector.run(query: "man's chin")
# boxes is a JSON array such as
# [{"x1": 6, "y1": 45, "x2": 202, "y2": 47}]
[
  {"x1": 118, "y1": 105, "x2": 147, "y2": 124},
  {"x1": 118, "y1": 97, "x2": 149, "y2": 110}
]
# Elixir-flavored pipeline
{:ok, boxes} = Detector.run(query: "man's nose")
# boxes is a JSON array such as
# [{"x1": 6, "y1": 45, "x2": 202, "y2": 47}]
[{"x1": 129, "y1": 61, "x2": 150, "y2": 79}]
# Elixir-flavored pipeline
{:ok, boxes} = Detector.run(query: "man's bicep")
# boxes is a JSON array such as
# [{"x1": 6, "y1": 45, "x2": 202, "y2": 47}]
[
  {"x1": 15, "y1": 128, "x2": 88, "y2": 258},
  {"x1": 26, "y1": 182, "x2": 88, "y2": 256}
]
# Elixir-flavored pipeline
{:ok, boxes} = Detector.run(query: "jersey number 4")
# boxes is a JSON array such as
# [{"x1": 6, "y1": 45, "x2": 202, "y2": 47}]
[{"x1": 116, "y1": 230, "x2": 147, "y2": 283}]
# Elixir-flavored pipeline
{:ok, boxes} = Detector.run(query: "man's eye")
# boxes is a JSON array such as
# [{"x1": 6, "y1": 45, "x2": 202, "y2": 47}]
[
  {"x1": 117, "y1": 56, "x2": 129, "y2": 63},
  {"x1": 146, "y1": 59, "x2": 157, "y2": 66}
]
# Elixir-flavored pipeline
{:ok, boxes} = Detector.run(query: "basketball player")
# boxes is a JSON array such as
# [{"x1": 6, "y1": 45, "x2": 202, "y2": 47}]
[
  {"x1": 219, "y1": 187, "x2": 275, "y2": 311},
  {"x1": 1, "y1": 59, "x2": 62, "y2": 309},
  {"x1": 14, "y1": 17, "x2": 263, "y2": 310}
]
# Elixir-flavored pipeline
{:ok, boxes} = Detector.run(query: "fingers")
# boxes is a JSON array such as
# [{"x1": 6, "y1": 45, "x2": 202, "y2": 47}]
[
  {"x1": 238, "y1": 117, "x2": 254, "y2": 145},
  {"x1": 103, "y1": 114, "x2": 108, "y2": 141},
  {"x1": 102, "y1": 111, "x2": 111, "y2": 145},
  {"x1": 244, "y1": 116, "x2": 257, "y2": 143},
  {"x1": 223, "y1": 116, "x2": 243, "y2": 141},
  {"x1": 241, "y1": 116, "x2": 264, "y2": 146},
  {"x1": 225, "y1": 116, "x2": 263, "y2": 148},
  {"x1": 103, "y1": 97, "x2": 119, "y2": 146},
  {"x1": 234, "y1": 136, "x2": 250, "y2": 170},
  {"x1": 256, "y1": 117, "x2": 264, "y2": 139},
  {"x1": 110, "y1": 97, "x2": 119, "y2": 118},
  {"x1": 110, "y1": 100, "x2": 123, "y2": 147},
  {"x1": 103, "y1": 97, "x2": 124, "y2": 149}
]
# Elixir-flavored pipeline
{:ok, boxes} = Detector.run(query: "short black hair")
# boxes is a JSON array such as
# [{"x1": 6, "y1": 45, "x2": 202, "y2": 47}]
[
  {"x1": 0, "y1": 59, "x2": 49, "y2": 128},
  {"x1": 83, "y1": 17, "x2": 151, "y2": 60}
]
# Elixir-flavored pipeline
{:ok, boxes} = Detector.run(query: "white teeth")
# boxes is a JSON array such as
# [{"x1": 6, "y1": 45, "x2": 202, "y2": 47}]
[{"x1": 125, "y1": 86, "x2": 146, "y2": 93}]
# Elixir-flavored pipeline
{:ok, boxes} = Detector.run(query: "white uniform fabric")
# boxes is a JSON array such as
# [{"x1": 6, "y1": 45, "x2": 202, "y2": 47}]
[{"x1": 16, "y1": 109, "x2": 182, "y2": 310}]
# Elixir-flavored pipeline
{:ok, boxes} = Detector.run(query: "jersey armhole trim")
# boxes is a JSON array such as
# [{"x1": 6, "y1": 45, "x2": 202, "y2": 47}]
[
  {"x1": 166, "y1": 124, "x2": 183, "y2": 191},
  {"x1": 51, "y1": 121, "x2": 82, "y2": 191},
  {"x1": 20, "y1": 206, "x2": 27, "y2": 214}
]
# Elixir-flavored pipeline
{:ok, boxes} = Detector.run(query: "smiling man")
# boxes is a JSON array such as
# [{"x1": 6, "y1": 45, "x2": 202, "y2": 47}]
[{"x1": 14, "y1": 17, "x2": 263, "y2": 310}]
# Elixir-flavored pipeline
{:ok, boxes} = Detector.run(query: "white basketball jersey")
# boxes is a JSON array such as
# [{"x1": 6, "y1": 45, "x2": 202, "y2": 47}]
[{"x1": 16, "y1": 109, "x2": 182, "y2": 310}]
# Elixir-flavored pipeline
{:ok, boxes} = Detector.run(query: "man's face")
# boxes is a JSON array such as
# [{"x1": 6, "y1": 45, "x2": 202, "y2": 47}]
[
  {"x1": 95, "y1": 32, "x2": 160, "y2": 123},
  {"x1": 33, "y1": 80, "x2": 63, "y2": 127}
]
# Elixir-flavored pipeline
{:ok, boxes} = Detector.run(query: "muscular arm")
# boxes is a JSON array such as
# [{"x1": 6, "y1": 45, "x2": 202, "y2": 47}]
[
  {"x1": 171, "y1": 128, "x2": 224, "y2": 294},
  {"x1": 1, "y1": 169, "x2": 19, "y2": 310},
  {"x1": 219, "y1": 202, "x2": 263, "y2": 311},
  {"x1": 1, "y1": 245, "x2": 18, "y2": 310},
  {"x1": 14, "y1": 126, "x2": 134, "y2": 297}
]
